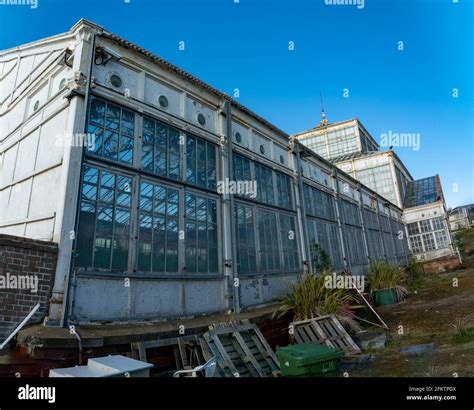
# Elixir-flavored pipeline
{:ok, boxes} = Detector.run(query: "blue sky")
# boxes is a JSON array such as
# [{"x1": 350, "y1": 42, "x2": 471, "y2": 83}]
[{"x1": 1, "y1": 0, "x2": 472, "y2": 208}]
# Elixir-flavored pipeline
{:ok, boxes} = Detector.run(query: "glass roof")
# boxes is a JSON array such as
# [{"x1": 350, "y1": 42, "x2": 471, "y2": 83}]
[{"x1": 404, "y1": 176, "x2": 443, "y2": 208}]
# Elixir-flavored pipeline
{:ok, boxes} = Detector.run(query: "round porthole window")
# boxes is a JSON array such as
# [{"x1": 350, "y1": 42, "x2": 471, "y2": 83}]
[
  {"x1": 109, "y1": 74, "x2": 123, "y2": 88},
  {"x1": 158, "y1": 94, "x2": 169, "y2": 108},
  {"x1": 279, "y1": 155, "x2": 285, "y2": 164},
  {"x1": 33, "y1": 100, "x2": 40, "y2": 111},
  {"x1": 259, "y1": 144, "x2": 265, "y2": 155},
  {"x1": 59, "y1": 78, "x2": 66, "y2": 90},
  {"x1": 197, "y1": 113, "x2": 206, "y2": 126},
  {"x1": 235, "y1": 132, "x2": 242, "y2": 143}
]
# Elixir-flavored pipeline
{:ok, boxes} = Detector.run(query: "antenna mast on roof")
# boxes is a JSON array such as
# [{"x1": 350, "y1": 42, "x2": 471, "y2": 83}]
[{"x1": 319, "y1": 92, "x2": 329, "y2": 126}]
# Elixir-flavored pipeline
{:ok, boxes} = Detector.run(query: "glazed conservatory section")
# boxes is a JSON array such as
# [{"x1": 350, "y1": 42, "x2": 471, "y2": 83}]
[{"x1": 68, "y1": 95, "x2": 409, "y2": 322}]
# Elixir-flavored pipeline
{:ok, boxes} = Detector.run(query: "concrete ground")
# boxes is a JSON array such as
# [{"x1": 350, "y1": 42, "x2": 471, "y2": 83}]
[{"x1": 351, "y1": 228, "x2": 474, "y2": 377}]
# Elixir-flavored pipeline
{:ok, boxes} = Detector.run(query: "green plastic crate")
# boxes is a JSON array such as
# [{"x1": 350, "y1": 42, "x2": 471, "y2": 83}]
[
  {"x1": 276, "y1": 343, "x2": 343, "y2": 377},
  {"x1": 374, "y1": 287, "x2": 398, "y2": 306}
]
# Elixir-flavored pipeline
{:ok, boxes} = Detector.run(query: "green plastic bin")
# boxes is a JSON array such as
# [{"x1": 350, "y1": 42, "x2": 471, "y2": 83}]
[
  {"x1": 276, "y1": 343, "x2": 343, "y2": 377},
  {"x1": 374, "y1": 287, "x2": 398, "y2": 306}
]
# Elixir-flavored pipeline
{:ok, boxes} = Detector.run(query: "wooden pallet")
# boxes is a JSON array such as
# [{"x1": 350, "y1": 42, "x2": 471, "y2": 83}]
[
  {"x1": 291, "y1": 314, "x2": 361, "y2": 356},
  {"x1": 131, "y1": 335, "x2": 196, "y2": 362},
  {"x1": 199, "y1": 320, "x2": 280, "y2": 377}
]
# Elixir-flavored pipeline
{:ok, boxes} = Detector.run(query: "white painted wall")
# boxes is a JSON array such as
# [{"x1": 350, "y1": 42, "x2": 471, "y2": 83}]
[{"x1": 0, "y1": 37, "x2": 75, "y2": 241}]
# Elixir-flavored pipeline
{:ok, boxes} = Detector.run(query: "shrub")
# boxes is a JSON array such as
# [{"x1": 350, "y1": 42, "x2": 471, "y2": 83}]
[
  {"x1": 407, "y1": 258, "x2": 425, "y2": 290},
  {"x1": 453, "y1": 232, "x2": 465, "y2": 252},
  {"x1": 367, "y1": 260, "x2": 408, "y2": 301},
  {"x1": 272, "y1": 271, "x2": 355, "y2": 321}
]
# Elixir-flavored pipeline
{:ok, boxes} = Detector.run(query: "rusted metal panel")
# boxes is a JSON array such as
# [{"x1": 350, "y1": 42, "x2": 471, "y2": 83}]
[
  {"x1": 71, "y1": 275, "x2": 226, "y2": 321},
  {"x1": 239, "y1": 274, "x2": 299, "y2": 309}
]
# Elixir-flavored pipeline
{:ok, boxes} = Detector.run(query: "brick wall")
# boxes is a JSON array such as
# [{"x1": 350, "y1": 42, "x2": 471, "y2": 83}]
[
  {"x1": 422, "y1": 254, "x2": 462, "y2": 274},
  {"x1": 0, "y1": 234, "x2": 58, "y2": 343}
]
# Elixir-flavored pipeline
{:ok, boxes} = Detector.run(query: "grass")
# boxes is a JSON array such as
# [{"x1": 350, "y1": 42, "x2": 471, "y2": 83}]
[
  {"x1": 350, "y1": 228, "x2": 474, "y2": 377},
  {"x1": 452, "y1": 330, "x2": 474, "y2": 345},
  {"x1": 450, "y1": 315, "x2": 474, "y2": 344}
]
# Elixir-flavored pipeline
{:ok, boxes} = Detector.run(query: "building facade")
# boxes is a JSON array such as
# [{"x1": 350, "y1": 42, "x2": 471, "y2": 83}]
[
  {"x1": 449, "y1": 204, "x2": 474, "y2": 231},
  {"x1": 402, "y1": 176, "x2": 455, "y2": 261},
  {"x1": 293, "y1": 115, "x2": 456, "y2": 263},
  {"x1": 1, "y1": 20, "x2": 409, "y2": 327}
]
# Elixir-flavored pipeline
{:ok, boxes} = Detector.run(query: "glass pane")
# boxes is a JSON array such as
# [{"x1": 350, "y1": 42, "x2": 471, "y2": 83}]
[
  {"x1": 105, "y1": 104, "x2": 120, "y2": 130},
  {"x1": 94, "y1": 237, "x2": 112, "y2": 269},
  {"x1": 208, "y1": 199, "x2": 217, "y2": 224},
  {"x1": 197, "y1": 139, "x2": 206, "y2": 162},
  {"x1": 140, "y1": 183, "x2": 153, "y2": 211},
  {"x1": 82, "y1": 167, "x2": 98, "y2": 201},
  {"x1": 167, "y1": 190, "x2": 179, "y2": 216},
  {"x1": 141, "y1": 142, "x2": 153, "y2": 171},
  {"x1": 207, "y1": 144, "x2": 216, "y2": 166},
  {"x1": 169, "y1": 153, "x2": 180, "y2": 180},
  {"x1": 117, "y1": 177, "x2": 132, "y2": 207},
  {"x1": 186, "y1": 194, "x2": 196, "y2": 219},
  {"x1": 153, "y1": 248, "x2": 166, "y2": 273},
  {"x1": 186, "y1": 159, "x2": 196, "y2": 184},
  {"x1": 209, "y1": 247, "x2": 218, "y2": 273},
  {"x1": 167, "y1": 247, "x2": 179, "y2": 273},
  {"x1": 197, "y1": 161, "x2": 206, "y2": 188},
  {"x1": 169, "y1": 128, "x2": 180, "y2": 153},
  {"x1": 99, "y1": 172, "x2": 115, "y2": 203},
  {"x1": 87, "y1": 125, "x2": 103, "y2": 155},
  {"x1": 208, "y1": 221, "x2": 217, "y2": 246},
  {"x1": 156, "y1": 123, "x2": 167, "y2": 148},
  {"x1": 166, "y1": 218, "x2": 179, "y2": 272},
  {"x1": 119, "y1": 136, "x2": 133, "y2": 164},
  {"x1": 114, "y1": 209, "x2": 130, "y2": 237},
  {"x1": 121, "y1": 109, "x2": 134, "y2": 137},
  {"x1": 198, "y1": 248, "x2": 208, "y2": 273},
  {"x1": 186, "y1": 136, "x2": 196, "y2": 159},
  {"x1": 90, "y1": 99, "x2": 105, "y2": 125},
  {"x1": 154, "y1": 185, "x2": 166, "y2": 214},
  {"x1": 112, "y1": 238, "x2": 129, "y2": 270},
  {"x1": 138, "y1": 241, "x2": 152, "y2": 271},
  {"x1": 75, "y1": 201, "x2": 96, "y2": 267},
  {"x1": 138, "y1": 213, "x2": 153, "y2": 241},
  {"x1": 96, "y1": 205, "x2": 114, "y2": 235},
  {"x1": 197, "y1": 197, "x2": 206, "y2": 222},
  {"x1": 186, "y1": 220, "x2": 196, "y2": 248},
  {"x1": 207, "y1": 166, "x2": 216, "y2": 190},
  {"x1": 143, "y1": 117, "x2": 155, "y2": 138},
  {"x1": 103, "y1": 131, "x2": 119, "y2": 160},
  {"x1": 155, "y1": 148, "x2": 166, "y2": 176},
  {"x1": 152, "y1": 225, "x2": 165, "y2": 273},
  {"x1": 186, "y1": 246, "x2": 196, "y2": 273}
]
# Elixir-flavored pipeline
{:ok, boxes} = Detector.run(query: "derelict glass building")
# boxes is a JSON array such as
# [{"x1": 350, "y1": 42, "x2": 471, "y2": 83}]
[{"x1": 0, "y1": 20, "x2": 410, "y2": 325}]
